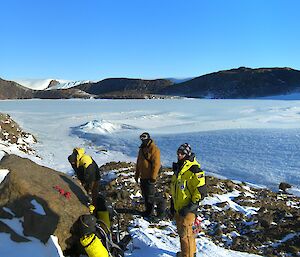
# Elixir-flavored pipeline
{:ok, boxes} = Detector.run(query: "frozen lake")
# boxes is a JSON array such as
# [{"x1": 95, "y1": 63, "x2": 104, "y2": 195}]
[{"x1": 0, "y1": 98, "x2": 299, "y2": 191}]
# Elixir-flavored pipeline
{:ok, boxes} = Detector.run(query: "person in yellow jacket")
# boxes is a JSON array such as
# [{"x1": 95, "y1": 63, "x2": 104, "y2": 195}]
[
  {"x1": 135, "y1": 132, "x2": 161, "y2": 217},
  {"x1": 68, "y1": 148, "x2": 100, "y2": 205},
  {"x1": 170, "y1": 143, "x2": 207, "y2": 257}
]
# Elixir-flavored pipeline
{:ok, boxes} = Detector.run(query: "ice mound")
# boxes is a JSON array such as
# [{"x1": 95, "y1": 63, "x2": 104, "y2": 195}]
[{"x1": 78, "y1": 120, "x2": 136, "y2": 134}]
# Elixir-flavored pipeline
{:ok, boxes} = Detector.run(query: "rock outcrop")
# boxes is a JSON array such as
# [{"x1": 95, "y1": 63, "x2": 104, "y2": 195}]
[{"x1": 0, "y1": 154, "x2": 89, "y2": 250}]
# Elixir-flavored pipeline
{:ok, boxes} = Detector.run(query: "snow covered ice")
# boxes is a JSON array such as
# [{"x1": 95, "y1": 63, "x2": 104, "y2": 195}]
[{"x1": 0, "y1": 98, "x2": 299, "y2": 190}]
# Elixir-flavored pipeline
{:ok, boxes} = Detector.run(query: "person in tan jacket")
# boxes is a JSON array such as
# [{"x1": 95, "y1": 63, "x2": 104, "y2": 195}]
[{"x1": 135, "y1": 132, "x2": 161, "y2": 218}]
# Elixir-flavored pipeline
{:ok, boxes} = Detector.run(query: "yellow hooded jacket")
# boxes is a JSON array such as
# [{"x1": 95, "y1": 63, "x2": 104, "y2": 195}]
[
  {"x1": 171, "y1": 157, "x2": 206, "y2": 212},
  {"x1": 72, "y1": 148, "x2": 100, "y2": 184},
  {"x1": 75, "y1": 148, "x2": 93, "y2": 169}
]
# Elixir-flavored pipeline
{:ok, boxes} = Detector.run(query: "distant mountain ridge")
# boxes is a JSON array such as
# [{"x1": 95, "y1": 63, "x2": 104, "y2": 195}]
[
  {"x1": 0, "y1": 78, "x2": 33, "y2": 99},
  {"x1": 1, "y1": 67, "x2": 300, "y2": 99},
  {"x1": 76, "y1": 78, "x2": 173, "y2": 98},
  {"x1": 161, "y1": 67, "x2": 300, "y2": 98}
]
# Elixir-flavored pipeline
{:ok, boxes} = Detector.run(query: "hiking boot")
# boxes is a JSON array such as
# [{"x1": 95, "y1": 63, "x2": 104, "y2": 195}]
[
  {"x1": 176, "y1": 252, "x2": 196, "y2": 257},
  {"x1": 141, "y1": 210, "x2": 152, "y2": 218},
  {"x1": 143, "y1": 215, "x2": 158, "y2": 223}
]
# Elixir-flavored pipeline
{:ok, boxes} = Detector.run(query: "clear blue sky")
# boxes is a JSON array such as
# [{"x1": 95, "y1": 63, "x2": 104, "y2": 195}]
[{"x1": 1, "y1": 0, "x2": 299, "y2": 81}]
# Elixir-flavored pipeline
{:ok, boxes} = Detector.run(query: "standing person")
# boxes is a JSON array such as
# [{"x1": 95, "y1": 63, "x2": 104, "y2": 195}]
[
  {"x1": 68, "y1": 147, "x2": 100, "y2": 205},
  {"x1": 170, "y1": 143, "x2": 207, "y2": 257},
  {"x1": 135, "y1": 132, "x2": 161, "y2": 218}
]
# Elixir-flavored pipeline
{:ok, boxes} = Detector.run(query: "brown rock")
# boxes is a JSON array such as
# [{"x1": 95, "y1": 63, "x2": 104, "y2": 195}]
[{"x1": 0, "y1": 154, "x2": 89, "y2": 250}]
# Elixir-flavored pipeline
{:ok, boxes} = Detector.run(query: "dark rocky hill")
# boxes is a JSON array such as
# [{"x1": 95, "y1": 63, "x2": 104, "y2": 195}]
[
  {"x1": 160, "y1": 67, "x2": 300, "y2": 98},
  {"x1": 76, "y1": 78, "x2": 173, "y2": 98},
  {"x1": 2, "y1": 67, "x2": 300, "y2": 99},
  {"x1": 0, "y1": 78, "x2": 33, "y2": 99}
]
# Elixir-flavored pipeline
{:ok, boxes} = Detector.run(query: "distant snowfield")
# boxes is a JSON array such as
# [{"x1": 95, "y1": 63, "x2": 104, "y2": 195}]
[
  {"x1": 12, "y1": 78, "x2": 91, "y2": 90},
  {"x1": 0, "y1": 98, "x2": 299, "y2": 191},
  {"x1": 13, "y1": 78, "x2": 61, "y2": 90}
]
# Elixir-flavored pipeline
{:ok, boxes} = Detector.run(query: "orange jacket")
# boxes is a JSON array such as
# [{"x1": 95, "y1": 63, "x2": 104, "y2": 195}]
[{"x1": 135, "y1": 140, "x2": 161, "y2": 180}]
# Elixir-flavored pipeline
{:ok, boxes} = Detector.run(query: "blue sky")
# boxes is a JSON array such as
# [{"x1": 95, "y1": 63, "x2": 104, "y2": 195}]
[{"x1": 1, "y1": 0, "x2": 299, "y2": 81}]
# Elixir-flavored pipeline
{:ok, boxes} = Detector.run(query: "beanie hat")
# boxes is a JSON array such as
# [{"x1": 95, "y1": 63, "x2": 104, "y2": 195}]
[
  {"x1": 177, "y1": 143, "x2": 192, "y2": 156},
  {"x1": 140, "y1": 132, "x2": 150, "y2": 141}
]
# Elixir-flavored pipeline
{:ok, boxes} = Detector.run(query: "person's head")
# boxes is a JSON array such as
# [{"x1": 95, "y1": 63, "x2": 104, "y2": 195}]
[
  {"x1": 140, "y1": 132, "x2": 151, "y2": 144},
  {"x1": 177, "y1": 143, "x2": 192, "y2": 161},
  {"x1": 68, "y1": 148, "x2": 84, "y2": 166}
]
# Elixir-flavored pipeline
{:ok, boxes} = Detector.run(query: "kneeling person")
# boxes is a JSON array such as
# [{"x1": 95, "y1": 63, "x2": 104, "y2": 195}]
[{"x1": 68, "y1": 148, "x2": 100, "y2": 205}]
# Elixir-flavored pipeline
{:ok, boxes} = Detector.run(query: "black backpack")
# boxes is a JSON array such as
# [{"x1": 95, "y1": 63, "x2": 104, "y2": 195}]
[{"x1": 78, "y1": 214, "x2": 97, "y2": 237}]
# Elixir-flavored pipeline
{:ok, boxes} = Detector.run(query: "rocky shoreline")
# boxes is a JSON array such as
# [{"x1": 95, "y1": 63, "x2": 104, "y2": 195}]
[
  {"x1": 99, "y1": 162, "x2": 300, "y2": 257},
  {"x1": 0, "y1": 113, "x2": 37, "y2": 155}
]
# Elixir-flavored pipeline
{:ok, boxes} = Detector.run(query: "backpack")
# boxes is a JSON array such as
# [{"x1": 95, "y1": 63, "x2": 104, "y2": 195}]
[{"x1": 78, "y1": 214, "x2": 97, "y2": 237}]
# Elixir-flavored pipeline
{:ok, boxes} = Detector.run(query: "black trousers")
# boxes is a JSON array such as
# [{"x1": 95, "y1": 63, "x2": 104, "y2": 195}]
[{"x1": 140, "y1": 179, "x2": 155, "y2": 216}]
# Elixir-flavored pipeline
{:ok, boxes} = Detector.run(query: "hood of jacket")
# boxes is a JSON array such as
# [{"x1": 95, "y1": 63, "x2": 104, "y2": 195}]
[{"x1": 74, "y1": 148, "x2": 85, "y2": 168}]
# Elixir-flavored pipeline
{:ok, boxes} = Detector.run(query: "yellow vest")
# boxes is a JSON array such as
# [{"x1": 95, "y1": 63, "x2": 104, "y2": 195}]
[{"x1": 171, "y1": 157, "x2": 205, "y2": 211}]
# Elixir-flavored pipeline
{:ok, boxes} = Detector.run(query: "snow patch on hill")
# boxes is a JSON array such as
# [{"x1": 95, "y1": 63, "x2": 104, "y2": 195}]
[
  {"x1": 13, "y1": 79, "x2": 90, "y2": 90},
  {"x1": 14, "y1": 79, "x2": 60, "y2": 90},
  {"x1": 47, "y1": 80, "x2": 91, "y2": 90}
]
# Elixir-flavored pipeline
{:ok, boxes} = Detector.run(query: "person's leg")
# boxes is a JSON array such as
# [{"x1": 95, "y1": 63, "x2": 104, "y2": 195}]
[
  {"x1": 155, "y1": 195, "x2": 166, "y2": 219},
  {"x1": 91, "y1": 181, "x2": 99, "y2": 206},
  {"x1": 175, "y1": 212, "x2": 196, "y2": 257},
  {"x1": 140, "y1": 179, "x2": 154, "y2": 216}
]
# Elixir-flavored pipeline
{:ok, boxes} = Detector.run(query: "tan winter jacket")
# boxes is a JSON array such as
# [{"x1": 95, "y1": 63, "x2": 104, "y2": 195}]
[{"x1": 135, "y1": 140, "x2": 161, "y2": 180}]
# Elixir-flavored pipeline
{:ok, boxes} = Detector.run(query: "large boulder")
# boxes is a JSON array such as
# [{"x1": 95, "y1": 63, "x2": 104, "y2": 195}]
[{"x1": 0, "y1": 154, "x2": 89, "y2": 250}]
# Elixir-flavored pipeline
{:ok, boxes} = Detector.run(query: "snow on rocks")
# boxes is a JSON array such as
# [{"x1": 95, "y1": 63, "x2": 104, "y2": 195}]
[
  {"x1": 0, "y1": 169, "x2": 9, "y2": 184},
  {"x1": 0, "y1": 113, "x2": 37, "y2": 155}
]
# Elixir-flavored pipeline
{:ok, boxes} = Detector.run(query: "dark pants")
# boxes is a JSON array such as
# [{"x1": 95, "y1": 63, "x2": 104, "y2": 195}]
[
  {"x1": 83, "y1": 181, "x2": 99, "y2": 206},
  {"x1": 140, "y1": 179, "x2": 155, "y2": 216}
]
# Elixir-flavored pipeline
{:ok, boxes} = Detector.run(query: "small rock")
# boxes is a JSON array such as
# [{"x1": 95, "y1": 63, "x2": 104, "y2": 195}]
[{"x1": 279, "y1": 182, "x2": 292, "y2": 192}]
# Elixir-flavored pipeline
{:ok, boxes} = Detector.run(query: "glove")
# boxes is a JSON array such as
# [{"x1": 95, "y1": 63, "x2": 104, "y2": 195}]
[
  {"x1": 89, "y1": 204, "x2": 95, "y2": 214},
  {"x1": 169, "y1": 199, "x2": 175, "y2": 218},
  {"x1": 179, "y1": 202, "x2": 199, "y2": 217}
]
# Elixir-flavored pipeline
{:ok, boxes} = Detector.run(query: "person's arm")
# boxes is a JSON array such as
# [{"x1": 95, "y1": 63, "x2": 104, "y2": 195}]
[
  {"x1": 150, "y1": 147, "x2": 161, "y2": 181},
  {"x1": 190, "y1": 165, "x2": 206, "y2": 202},
  {"x1": 135, "y1": 150, "x2": 141, "y2": 182}
]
